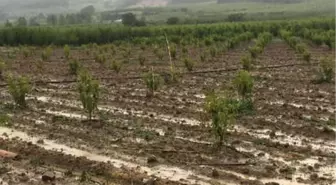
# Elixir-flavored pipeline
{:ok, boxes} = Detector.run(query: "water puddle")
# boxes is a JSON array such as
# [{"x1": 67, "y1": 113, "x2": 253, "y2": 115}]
[
  {"x1": 45, "y1": 110, "x2": 86, "y2": 119},
  {"x1": 261, "y1": 178, "x2": 308, "y2": 185},
  {"x1": 35, "y1": 95, "x2": 202, "y2": 126},
  {"x1": 235, "y1": 125, "x2": 335, "y2": 153},
  {"x1": 194, "y1": 94, "x2": 206, "y2": 99},
  {"x1": 175, "y1": 136, "x2": 211, "y2": 145},
  {"x1": 268, "y1": 100, "x2": 335, "y2": 113},
  {"x1": 0, "y1": 127, "x2": 214, "y2": 185}
]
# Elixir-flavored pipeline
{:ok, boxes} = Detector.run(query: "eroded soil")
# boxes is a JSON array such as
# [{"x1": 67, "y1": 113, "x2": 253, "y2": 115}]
[{"x1": 0, "y1": 40, "x2": 335, "y2": 185}]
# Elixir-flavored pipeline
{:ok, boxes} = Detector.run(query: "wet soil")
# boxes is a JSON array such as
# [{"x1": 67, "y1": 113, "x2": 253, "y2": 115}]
[{"x1": 0, "y1": 40, "x2": 335, "y2": 185}]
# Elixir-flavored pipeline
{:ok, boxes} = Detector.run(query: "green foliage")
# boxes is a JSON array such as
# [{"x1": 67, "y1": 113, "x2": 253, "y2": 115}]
[
  {"x1": 157, "y1": 50, "x2": 165, "y2": 61},
  {"x1": 22, "y1": 47, "x2": 30, "y2": 58},
  {"x1": 47, "y1": 15, "x2": 58, "y2": 25},
  {"x1": 94, "y1": 53, "x2": 106, "y2": 65},
  {"x1": 121, "y1": 13, "x2": 146, "y2": 27},
  {"x1": 77, "y1": 70, "x2": 100, "y2": 120},
  {"x1": 0, "y1": 113, "x2": 11, "y2": 127},
  {"x1": 110, "y1": 60, "x2": 122, "y2": 73},
  {"x1": 205, "y1": 92, "x2": 237, "y2": 146},
  {"x1": 64, "y1": 45, "x2": 70, "y2": 59},
  {"x1": 0, "y1": 60, "x2": 6, "y2": 79},
  {"x1": 0, "y1": 18, "x2": 333, "y2": 46},
  {"x1": 170, "y1": 44, "x2": 177, "y2": 59},
  {"x1": 204, "y1": 38, "x2": 213, "y2": 46},
  {"x1": 6, "y1": 74, "x2": 31, "y2": 108},
  {"x1": 143, "y1": 71, "x2": 163, "y2": 96},
  {"x1": 233, "y1": 70, "x2": 254, "y2": 100},
  {"x1": 80, "y1": 5, "x2": 95, "y2": 16},
  {"x1": 295, "y1": 43, "x2": 307, "y2": 53},
  {"x1": 200, "y1": 52, "x2": 207, "y2": 62},
  {"x1": 248, "y1": 46, "x2": 262, "y2": 59},
  {"x1": 138, "y1": 55, "x2": 146, "y2": 66},
  {"x1": 167, "y1": 68, "x2": 180, "y2": 84},
  {"x1": 183, "y1": 57, "x2": 195, "y2": 71},
  {"x1": 182, "y1": 46, "x2": 188, "y2": 54},
  {"x1": 167, "y1": 17, "x2": 180, "y2": 25},
  {"x1": 316, "y1": 57, "x2": 335, "y2": 83},
  {"x1": 209, "y1": 47, "x2": 217, "y2": 58},
  {"x1": 41, "y1": 46, "x2": 52, "y2": 61},
  {"x1": 5, "y1": 20, "x2": 12, "y2": 27},
  {"x1": 69, "y1": 59, "x2": 81, "y2": 75},
  {"x1": 17, "y1": 17, "x2": 27, "y2": 27},
  {"x1": 241, "y1": 55, "x2": 253, "y2": 71},
  {"x1": 256, "y1": 32, "x2": 273, "y2": 48},
  {"x1": 302, "y1": 51, "x2": 311, "y2": 63}
]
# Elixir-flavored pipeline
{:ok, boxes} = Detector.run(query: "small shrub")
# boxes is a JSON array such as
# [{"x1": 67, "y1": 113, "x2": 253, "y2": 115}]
[
  {"x1": 69, "y1": 59, "x2": 81, "y2": 75},
  {"x1": 6, "y1": 74, "x2": 31, "y2": 108},
  {"x1": 7, "y1": 52, "x2": 16, "y2": 59},
  {"x1": 0, "y1": 113, "x2": 11, "y2": 127},
  {"x1": 143, "y1": 71, "x2": 163, "y2": 96},
  {"x1": 0, "y1": 60, "x2": 6, "y2": 79},
  {"x1": 157, "y1": 51, "x2": 164, "y2": 61},
  {"x1": 182, "y1": 47, "x2": 188, "y2": 54},
  {"x1": 64, "y1": 45, "x2": 70, "y2": 59},
  {"x1": 170, "y1": 45, "x2": 177, "y2": 60},
  {"x1": 316, "y1": 57, "x2": 335, "y2": 83},
  {"x1": 295, "y1": 43, "x2": 307, "y2": 54},
  {"x1": 110, "y1": 60, "x2": 122, "y2": 73},
  {"x1": 77, "y1": 70, "x2": 99, "y2": 120},
  {"x1": 122, "y1": 49, "x2": 131, "y2": 58},
  {"x1": 140, "y1": 44, "x2": 146, "y2": 51},
  {"x1": 139, "y1": 55, "x2": 146, "y2": 66},
  {"x1": 22, "y1": 47, "x2": 30, "y2": 58},
  {"x1": 209, "y1": 47, "x2": 217, "y2": 58},
  {"x1": 248, "y1": 46, "x2": 262, "y2": 59},
  {"x1": 35, "y1": 60, "x2": 44, "y2": 73},
  {"x1": 205, "y1": 92, "x2": 237, "y2": 146},
  {"x1": 183, "y1": 57, "x2": 195, "y2": 71},
  {"x1": 241, "y1": 55, "x2": 253, "y2": 71},
  {"x1": 167, "y1": 68, "x2": 179, "y2": 84},
  {"x1": 204, "y1": 38, "x2": 213, "y2": 46},
  {"x1": 110, "y1": 45, "x2": 116, "y2": 55},
  {"x1": 41, "y1": 46, "x2": 52, "y2": 61},
  {"x1": 102, "y1": 45, "x2": 109, "y2": 52},
  {"x1": 94, "y1": 54, "x2": 106, "y2": 65},
  {"x1": 200, "y1": 52, "x2": 207, "y2": 62},
  {"x1": 302, "y1": 51, "x2": 311, "y2": 63},
  {"x1": 233, "y1": 70, "x2": 254, "y2": 101}
]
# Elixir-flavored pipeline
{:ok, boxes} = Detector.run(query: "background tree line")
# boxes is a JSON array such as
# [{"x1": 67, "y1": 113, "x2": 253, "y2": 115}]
[{"x1": 0, "y1": 17, "x2": 333, "y2": 46}]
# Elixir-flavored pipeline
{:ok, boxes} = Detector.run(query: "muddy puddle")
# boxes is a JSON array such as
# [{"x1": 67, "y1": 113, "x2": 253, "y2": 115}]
[
  {"x1": 35, "y1": 95, "x2": 202, "y2": 126},
  {"x1": 235, "y1": 125, "x2": 335, "y2": 153},
  {"x1": 0, "y1": 127, "x2": 215, "y2": 185},
  {"x1": 267, "y1": 100, "x2": 335, "y2": 113}
]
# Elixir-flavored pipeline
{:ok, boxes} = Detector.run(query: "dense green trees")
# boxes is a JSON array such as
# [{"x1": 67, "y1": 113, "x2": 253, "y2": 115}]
[
  {"x1": 17, "y1": 17, "x2": 27, "y2": 27},
  {"x1": 47, "y1": 15, "x2": 58, "y2": 25},
  {"x1": 121, "y1": 13, "x2": 146, "y2": 26},
  {"x1": 167, "y1": 17, "x2": 180, "y2": 25},
  {"x1": 0, "y1": 18, "x2": 333, "y2": 46}
]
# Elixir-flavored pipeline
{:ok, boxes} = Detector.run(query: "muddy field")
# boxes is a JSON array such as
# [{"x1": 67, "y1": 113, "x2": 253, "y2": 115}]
[{"x1": 0, "y1": 40, "x2": 335, "y2": 185}]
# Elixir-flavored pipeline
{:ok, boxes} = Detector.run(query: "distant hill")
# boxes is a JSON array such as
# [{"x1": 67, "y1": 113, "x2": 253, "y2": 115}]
[{"x1": 217, "y1": 0, "x2": 303, "y2": 3}]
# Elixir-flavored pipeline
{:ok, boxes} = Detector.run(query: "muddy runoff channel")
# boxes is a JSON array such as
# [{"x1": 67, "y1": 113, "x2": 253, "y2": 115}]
[
  {"x1": 0, "y1": 127, "x2": 215, "y2": 185},
  {"x1": 14, "y1": 94, "x2": 336, "y2": 184},
  {"x1": 2, "y1": 122, "x2": 334, "y2": 185}
]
